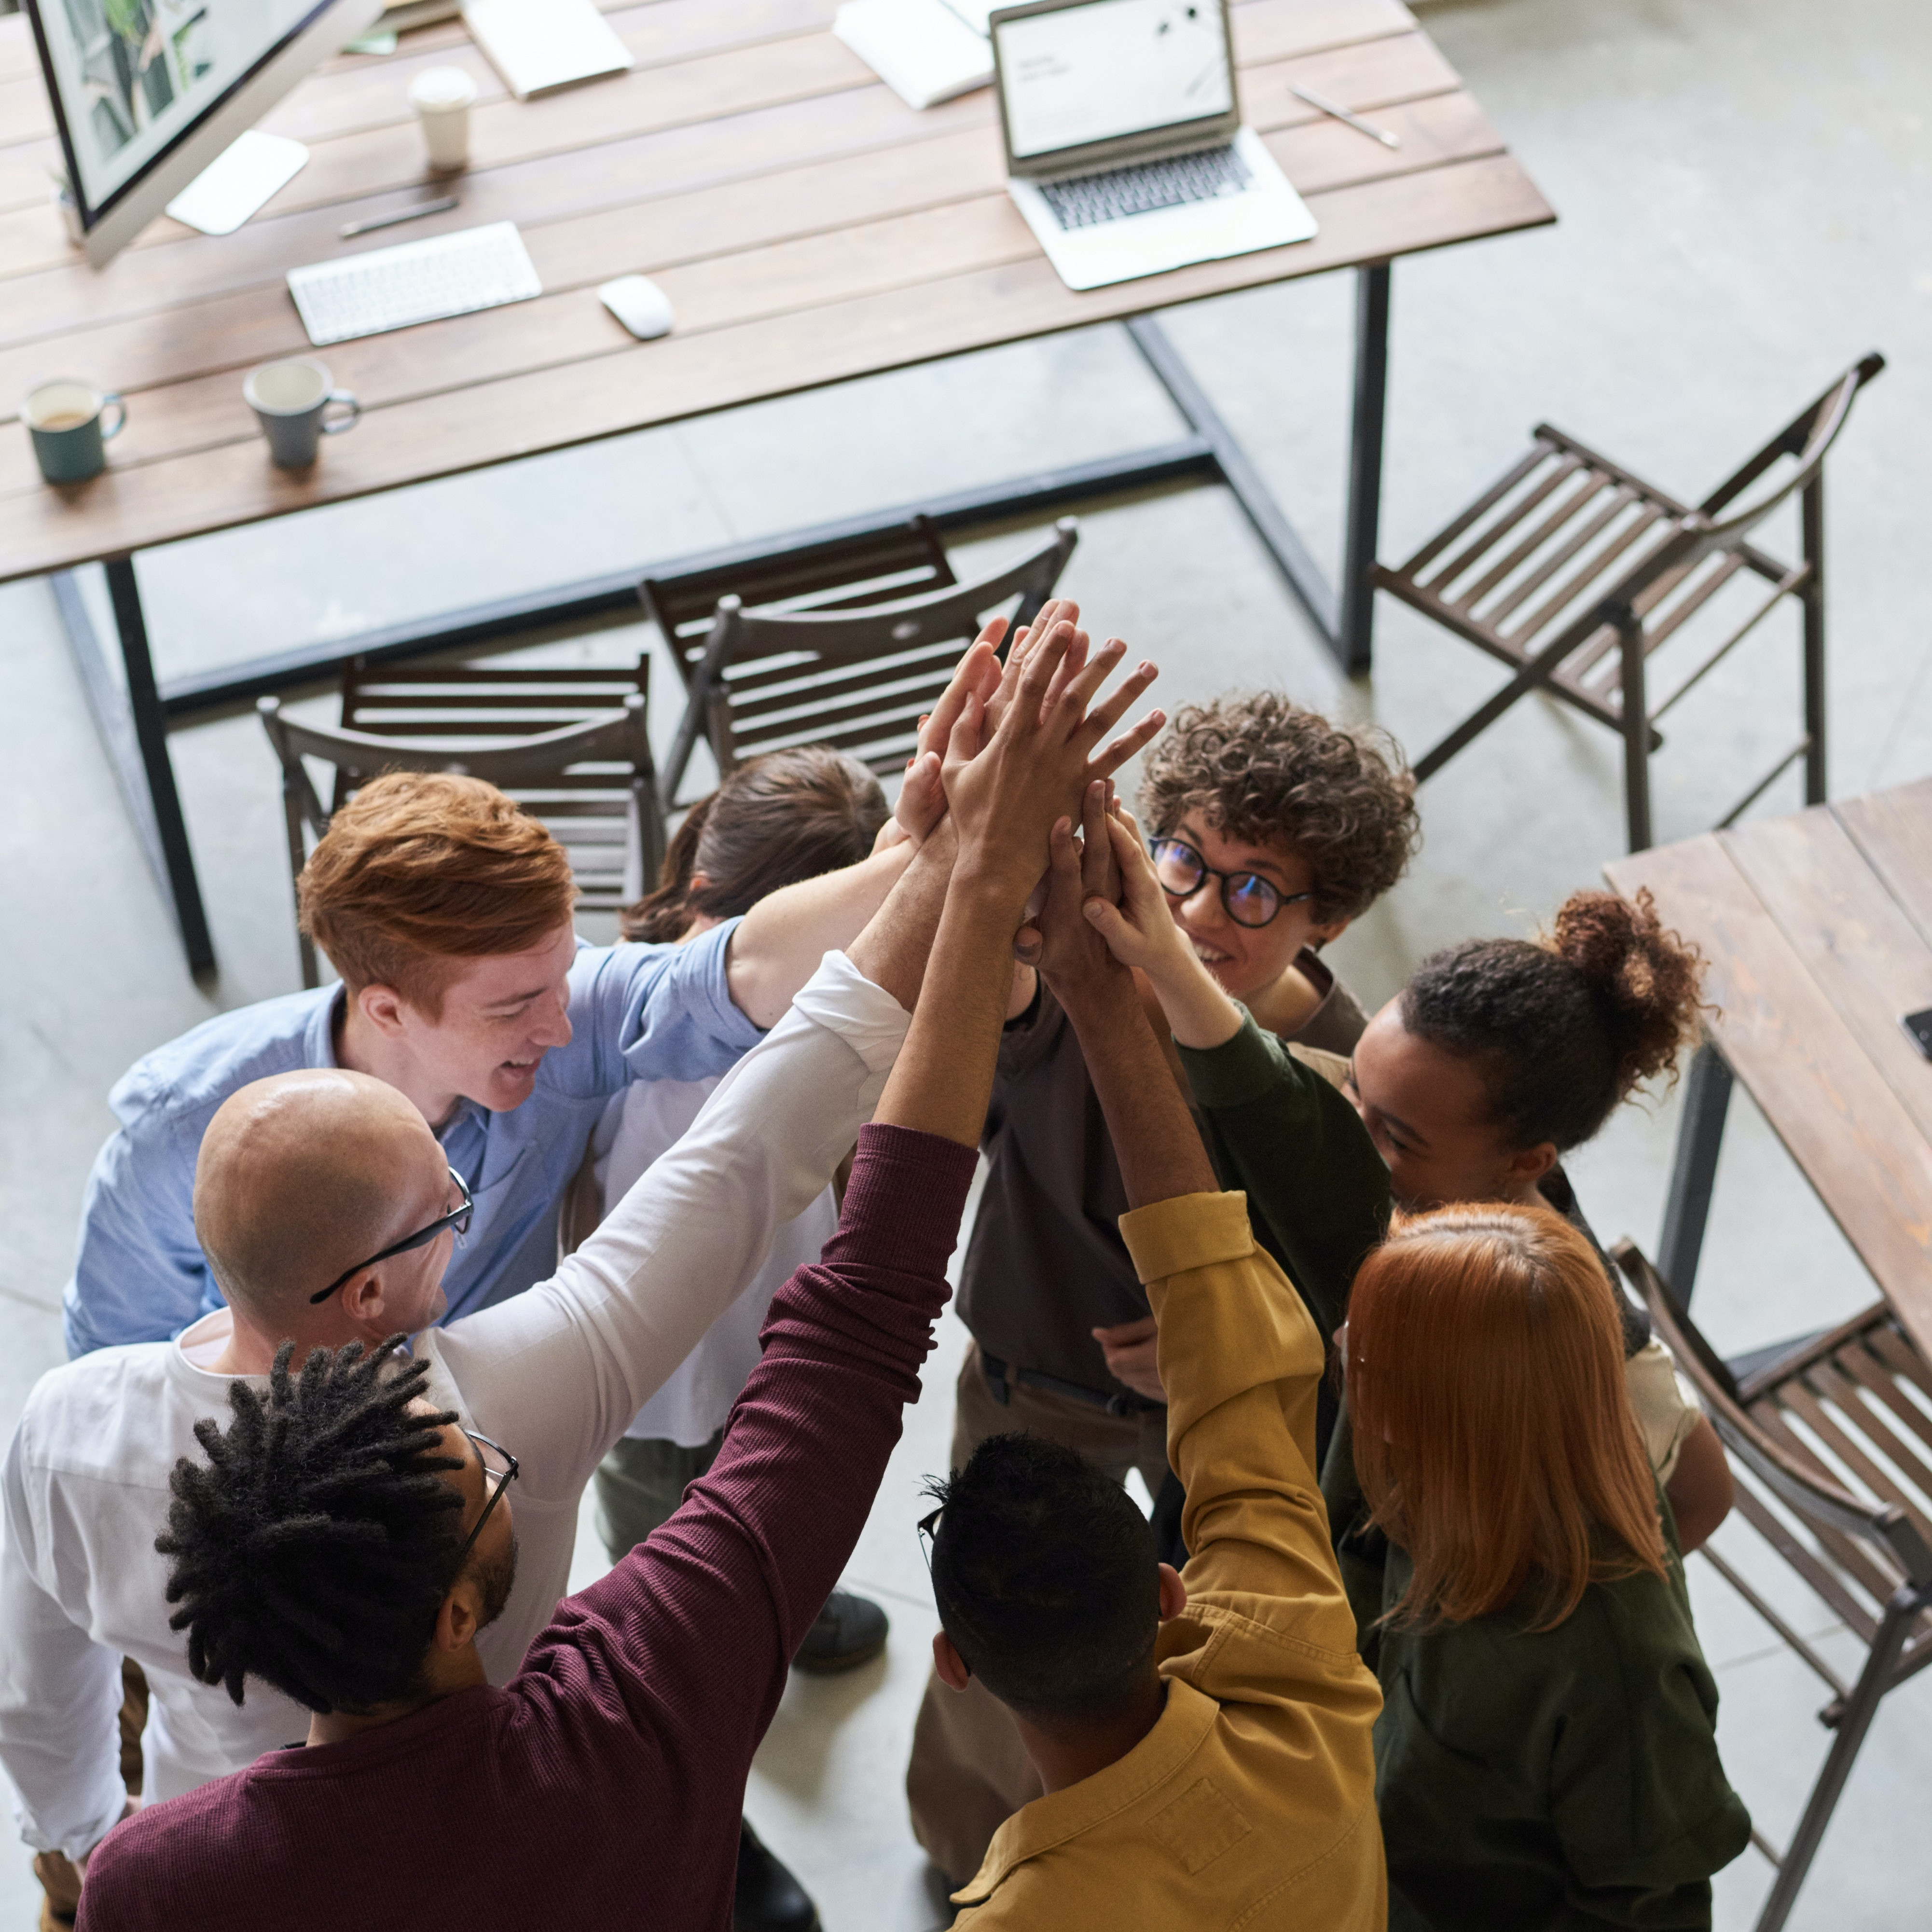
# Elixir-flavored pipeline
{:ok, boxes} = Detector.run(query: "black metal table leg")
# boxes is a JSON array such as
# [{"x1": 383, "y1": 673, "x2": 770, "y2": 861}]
[
  {"x1": 1801, "y1": 473, "x2": 1827, "y2": 806},
  {"x1": 54, "y1": 556, "x2": 215, "y2": 976},
  {"x1": 1338, "y1": 261, "x2": 1392, "y2": 676},
  {"x1": 1123, "y1": 314, "x2": 1339, "y2": 647},
  {"x1": 1658, "y1": 1041, "x2": 1734, "y2": 1304}
]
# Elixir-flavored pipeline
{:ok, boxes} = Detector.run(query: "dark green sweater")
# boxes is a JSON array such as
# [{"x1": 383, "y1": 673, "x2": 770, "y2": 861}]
[
  {"x1": 1174, "y1": 1008, "x2": 1390, "y2": 1341},
  {"x1": 1176, "y1": 1014, "x2": 1751, "y2": 1930},
  {"x1": 1367, "y1": 1521, "x2": 1751, "y2": 1931}
]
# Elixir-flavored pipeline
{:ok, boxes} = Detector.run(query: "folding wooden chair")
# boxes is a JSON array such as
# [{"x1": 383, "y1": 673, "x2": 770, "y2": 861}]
[
  {"x1": 1375, "y1": 354, "x2": 1884, "y2": 850},
  {"x1": 645, "y1": 516, "x2": 1077, "y2": 808},
  {"x1": 260, "y1": 654, "x2": 662, "y2": 988},
  {"x1": 1615, "y1": 1241, "x2": 1932, "y2": 1932}
]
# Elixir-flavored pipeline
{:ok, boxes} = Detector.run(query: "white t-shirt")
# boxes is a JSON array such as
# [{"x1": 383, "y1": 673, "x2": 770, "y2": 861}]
[
  {"x1": 595, "y1": 1080, "x2": 839, "y2": 1449},
  {"x1": 0, "y1": 952, "x2": 908, "y2": 1861}
]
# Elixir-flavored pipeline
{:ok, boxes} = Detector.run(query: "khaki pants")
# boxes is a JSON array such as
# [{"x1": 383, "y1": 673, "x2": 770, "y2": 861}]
[
  {"x1": 906, "y1": 1344, "x2": 1169, "y2": 1883},
  {"x1": 33, "y1": 1659, "x2": 147, "y2": 1929}
]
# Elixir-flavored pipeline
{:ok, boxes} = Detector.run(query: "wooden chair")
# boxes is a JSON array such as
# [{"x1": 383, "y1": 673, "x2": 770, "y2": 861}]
[
  {"x1": 1614, "y1": 1240, "x2": 1932, "y2": 1932},
  {"x1": 260, "y1": 655, "x2": 663, "y2": 989},
  {"x1": 644, "y1": 516, "x2": 1077, "y2": 808},
  {"x1": 1375, "y1": 354, "x2": 1884, "y2": 850}
]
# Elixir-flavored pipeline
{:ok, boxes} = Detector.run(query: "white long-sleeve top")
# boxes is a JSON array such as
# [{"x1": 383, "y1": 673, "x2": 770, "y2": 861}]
[
  {"x1": 593, "y1": 1080, "x2": 838, "y2": 1451},
  {"x1": 0, "y1": 952, "x2": 908, "y2": 1862}
]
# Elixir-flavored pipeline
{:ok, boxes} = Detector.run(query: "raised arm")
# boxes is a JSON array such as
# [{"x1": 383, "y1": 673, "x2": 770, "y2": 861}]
[
  {"x1": 435, "y1": 952, "x2": 916, "y2": 1515},
  {"x1": 1039, "y1": 793, "x2": 1363, "y2": 1649},
  {"x1": 1084, "y1": 809, "x2": 1390, "y2": 1334},
  {"x1": 1031, "y1": 788, "x2": 1214, "y2": 1206},
  {"x1": 724, "y1": 607, "x2": 1161, "y2": 1028},
  {"x1": 516, "y1": 619, "x2": 1164, "y2": 1778}
]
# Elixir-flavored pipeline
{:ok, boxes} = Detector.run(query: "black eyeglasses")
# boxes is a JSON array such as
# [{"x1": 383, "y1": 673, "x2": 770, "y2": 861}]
[
  {"x1": 452, "y1": 1429, "x2": 518, "y2": 1570},
  {"x1": 916, "y1": 1505, "x2": 943, "y2": 1576},
  {"x1": 1151, "y1": 837, "x2": 1313, "y2": 930},
  {"x1": 309, "y1": 1166, "x2": 474, "y2": 1305}
]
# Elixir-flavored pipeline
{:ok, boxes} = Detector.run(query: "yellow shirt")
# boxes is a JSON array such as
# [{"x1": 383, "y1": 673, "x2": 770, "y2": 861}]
[{"x1": 951, "y1": 1190, "x2": 1386, "y2": 1931}]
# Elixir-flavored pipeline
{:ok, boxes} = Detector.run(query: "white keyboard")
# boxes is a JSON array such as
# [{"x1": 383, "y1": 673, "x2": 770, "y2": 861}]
[{"x1": 287, "y1": 221, "x2": 542, "y2": 346}]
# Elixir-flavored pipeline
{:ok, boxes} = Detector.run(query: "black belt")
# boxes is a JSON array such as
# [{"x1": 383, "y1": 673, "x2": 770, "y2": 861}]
[{"x1": 979, "y1": 1349, "x2": 1164, "y2": 1419}]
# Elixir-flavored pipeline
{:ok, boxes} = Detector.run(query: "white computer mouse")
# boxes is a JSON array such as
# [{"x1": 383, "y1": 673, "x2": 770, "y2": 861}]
[{"x1": 599, "y1": 274, "x2": 674, "y2": 340}]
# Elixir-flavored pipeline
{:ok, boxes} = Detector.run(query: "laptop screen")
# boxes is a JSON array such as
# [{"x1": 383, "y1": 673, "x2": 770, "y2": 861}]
[{"x1": 995, "y1": 0, "x2": 1234, "y2": 163}]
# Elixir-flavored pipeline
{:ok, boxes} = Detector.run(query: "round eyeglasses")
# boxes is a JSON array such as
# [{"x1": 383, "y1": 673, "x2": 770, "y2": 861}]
[
  {"x1": 1150, "y1": 837, "x2": 1313, "y2": 930},
  {"x1": 309, "y1": 1165, "x2": 474, "y2": 1305}
]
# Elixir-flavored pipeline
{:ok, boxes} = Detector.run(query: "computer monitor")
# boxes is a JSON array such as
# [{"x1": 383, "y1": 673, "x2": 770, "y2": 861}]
[{"x1": 23, "y1": 0, "x2": 384, "y2": 268}]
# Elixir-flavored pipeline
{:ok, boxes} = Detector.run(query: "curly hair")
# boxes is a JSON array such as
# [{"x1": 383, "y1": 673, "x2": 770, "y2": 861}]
[
  {"x1": 1135, "y1": 693, "x2": 1419, "y2": 921},
  {"x1": 299, "y1": 772, "x2": 578, "y2": 1016},
  {"x1": 156, "y1": 1338, "x2": 467, "y2": 1714},
  {"x1": 1400, "y1": 889, "x2": 1708, "y2": 1153},
  {"x1": 622, "y1": 746, "x2": 887, "y2": 942}
]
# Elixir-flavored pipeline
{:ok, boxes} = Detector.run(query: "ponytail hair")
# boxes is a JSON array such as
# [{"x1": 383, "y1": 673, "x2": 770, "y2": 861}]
[
  {"x1": 1399, "y1": 888, "x2": 1706, "y2": 1153},
  {"x1": 620, "y1": 747, "x2": 888, "y2": 942}
]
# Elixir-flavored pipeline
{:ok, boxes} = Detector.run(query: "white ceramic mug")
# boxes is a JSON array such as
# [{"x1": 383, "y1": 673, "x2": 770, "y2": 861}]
[
  {"x1": 409, "y1": 67, "x2": 478, "y2": 171},
  {"x1": 244, "y1": 359, "x2": 360, "y2": 469}
]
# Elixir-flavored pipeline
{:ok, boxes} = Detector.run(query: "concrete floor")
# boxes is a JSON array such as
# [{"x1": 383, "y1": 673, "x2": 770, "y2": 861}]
[{"x1": 4, "y1": 0, "x2": 1932, "y2": 1923}]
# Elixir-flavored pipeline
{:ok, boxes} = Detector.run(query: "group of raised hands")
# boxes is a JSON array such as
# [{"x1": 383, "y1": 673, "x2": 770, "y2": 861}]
[{"x1": 885, "y1": 593, "x2": 1254, "y2": 1060}]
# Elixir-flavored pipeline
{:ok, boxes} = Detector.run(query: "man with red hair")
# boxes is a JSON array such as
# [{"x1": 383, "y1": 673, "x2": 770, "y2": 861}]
[{"x1": 65, "y1": 759, "x2": 937, "y2": 1357}]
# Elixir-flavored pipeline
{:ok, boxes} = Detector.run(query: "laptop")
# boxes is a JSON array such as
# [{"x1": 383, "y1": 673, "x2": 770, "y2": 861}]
[{"x1": 990, "y1": 0, "x2": 1316, "y2": 292}]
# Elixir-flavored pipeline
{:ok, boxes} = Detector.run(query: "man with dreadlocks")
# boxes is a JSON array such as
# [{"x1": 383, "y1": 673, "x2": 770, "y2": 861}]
[
  {"x1": 2, "y1": 621, "x2": 1159, "y2": 1930},
  {"x1": 70, "y1": 619, "x2": 1157, "y2": 1932}
]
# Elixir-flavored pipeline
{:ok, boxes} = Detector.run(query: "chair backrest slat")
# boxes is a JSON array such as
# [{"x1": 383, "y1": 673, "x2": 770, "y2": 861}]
[
  {"x1": 1422, "y1": 453, "x2": 1591, "y2": 599},
  {"x1": 261, "y1": 659, "x2": 663, "y2": 988},
  {"x1": 1728, "y1": 1486, "x2": 1884, "y2": 1642},
  {"x1": 1831, "y1": 1336, "x2": 1932, "y2": 1462},
  {"x1": 660, "y1": 519, "x2": 1076, "y2": 801},
  {"x1": 642, "y1": 515, "x2": 956, "y2": 674},
  {"x1": 1770, "y1": 1376, "x2": 1932, "y2": 1551},
  {"x1": 1498, "y1": 505, "x2": 1675, "y2": 650},
  {"x1": 1611, "y1": 1242, "x2": 1932, "y2": 1571},
  {"x1": 1396, "y1": 438, "x2": 1562, "y2": 579},
  {"x1": 1449, "y1": 470, "x2": 1618, "y2": 615}
]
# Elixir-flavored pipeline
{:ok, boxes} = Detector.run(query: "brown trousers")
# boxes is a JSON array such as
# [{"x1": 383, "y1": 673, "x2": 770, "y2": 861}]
[
  {"x1": 906, "y1": 1344, "x2": 1169, "y2": 1884},
  {"x1": 32, "y1": 1659, "x2": 146, "y2": 1930}
]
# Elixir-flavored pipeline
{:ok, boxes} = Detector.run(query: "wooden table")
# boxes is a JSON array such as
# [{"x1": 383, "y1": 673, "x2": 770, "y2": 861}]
[
  {"x1": 1606, "y1": 780, "x2": 1932, "y2": 1365},
  {"x1": 0, "y1": 0, "x2": 1552, "y2": 970}
]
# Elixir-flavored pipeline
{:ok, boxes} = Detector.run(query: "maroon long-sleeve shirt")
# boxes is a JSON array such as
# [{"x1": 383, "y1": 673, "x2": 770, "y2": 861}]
[{"x1": 79, "y1": 1125, "x2": 975, "y2": 1932}]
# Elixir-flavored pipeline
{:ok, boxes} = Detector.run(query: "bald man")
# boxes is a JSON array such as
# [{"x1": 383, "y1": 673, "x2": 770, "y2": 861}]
[{"x1": 0, "y1": 858, "x2": 947, "y2": 1893}]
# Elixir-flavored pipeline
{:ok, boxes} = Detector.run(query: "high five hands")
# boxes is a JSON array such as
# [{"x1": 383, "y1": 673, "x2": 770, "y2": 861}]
[
  {"x1": 890, "y1": 600, "x2": 1158, "y2": 853},
  {"x1": 941, "y1": 612, "x2": 1162, "y2": 902},
  {"x1": 889, "y1": 600, "x2": 1163, "y2": 893}
]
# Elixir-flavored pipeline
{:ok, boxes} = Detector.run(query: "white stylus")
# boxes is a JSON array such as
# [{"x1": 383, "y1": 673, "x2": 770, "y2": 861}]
[{"x1": 1290, "y1": 83, "x2": 1400, "y2": 150}]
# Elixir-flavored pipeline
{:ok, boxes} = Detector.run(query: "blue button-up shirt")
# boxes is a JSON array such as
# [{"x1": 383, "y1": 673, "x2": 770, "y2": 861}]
[{"x1": 63, "y1": 925, "x2": 760, "y2": 1357}]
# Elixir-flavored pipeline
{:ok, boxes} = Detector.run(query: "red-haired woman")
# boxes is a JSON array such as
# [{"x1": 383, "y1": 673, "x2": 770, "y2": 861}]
[{"x1": 1343, "y1": 1203, "x2": 1750, "y2": 1926}]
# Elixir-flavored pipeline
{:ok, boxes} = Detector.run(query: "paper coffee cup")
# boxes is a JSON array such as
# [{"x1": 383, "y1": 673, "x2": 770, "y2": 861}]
[{"x1": 409, "y1": 67, "x2": 478, "y2": 171}]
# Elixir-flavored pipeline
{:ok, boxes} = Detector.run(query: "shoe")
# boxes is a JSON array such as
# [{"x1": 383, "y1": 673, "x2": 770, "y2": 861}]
[
  {"x1": 734, "y1": 1818, "x2": 820, "y2": 1932},
  {"x1": 791, "y1": 1587, "x2": 889, "y2": 1673}
]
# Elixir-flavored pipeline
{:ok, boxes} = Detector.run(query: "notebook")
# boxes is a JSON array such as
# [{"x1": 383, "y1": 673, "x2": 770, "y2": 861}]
[
  {"x1": 461, "y1": 0, "x2": 633, "y2": 99},
  {"x1": 833, "y1": 0, "x2": 993, "y2": 110}
]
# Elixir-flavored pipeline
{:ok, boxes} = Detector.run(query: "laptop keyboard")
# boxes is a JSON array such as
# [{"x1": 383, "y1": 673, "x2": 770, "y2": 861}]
[{"x1": 1037, "y1": 145, "x2": 1252, "y2": 231}]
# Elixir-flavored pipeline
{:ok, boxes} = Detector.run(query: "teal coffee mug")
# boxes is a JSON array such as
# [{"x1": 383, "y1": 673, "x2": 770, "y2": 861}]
[{"x1": 25, "y1": 378, "x2": 125, "y2": 483}]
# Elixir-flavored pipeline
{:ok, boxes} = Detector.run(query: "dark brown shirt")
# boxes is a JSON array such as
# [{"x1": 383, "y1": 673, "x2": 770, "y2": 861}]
[{"x1": 958, "y1": 952, "x2": 1367, "y2": 1398}]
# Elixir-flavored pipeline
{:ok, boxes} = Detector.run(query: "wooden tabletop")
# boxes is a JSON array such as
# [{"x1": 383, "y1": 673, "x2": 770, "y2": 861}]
[
  {"x1": 1606, "y1": 782, "x2": 1932, "y2": 1360},
  {"x1": 0, "y1": 0, "x2": 1552, "y2": 584}
]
